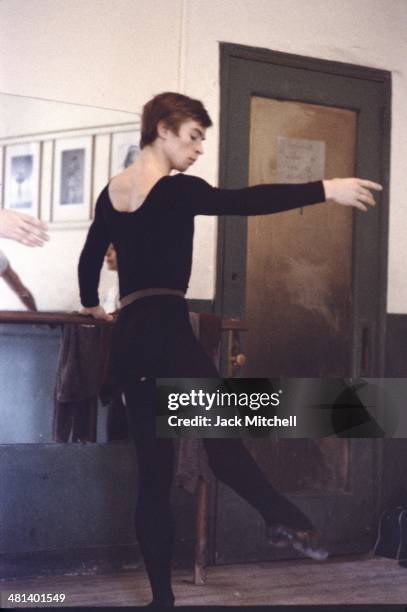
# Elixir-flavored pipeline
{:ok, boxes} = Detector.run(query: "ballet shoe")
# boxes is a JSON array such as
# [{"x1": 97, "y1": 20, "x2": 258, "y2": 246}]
[
  {"x1": 266, "y1": 525, "x2": 291, "y2": 548},
  {"x1": 267, "y1": 525, "x2": 328, "y2": 561}
]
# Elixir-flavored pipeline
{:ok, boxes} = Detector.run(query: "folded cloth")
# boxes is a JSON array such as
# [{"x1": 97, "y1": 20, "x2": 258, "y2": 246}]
[{"x1": 55, "y1": 322, "x2": 111, "y2": 403}]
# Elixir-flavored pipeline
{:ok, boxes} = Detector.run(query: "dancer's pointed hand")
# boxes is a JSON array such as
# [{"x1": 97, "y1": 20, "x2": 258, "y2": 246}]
[{"x1": 323, "y1": 178, "x2": 382, "y2": 211}]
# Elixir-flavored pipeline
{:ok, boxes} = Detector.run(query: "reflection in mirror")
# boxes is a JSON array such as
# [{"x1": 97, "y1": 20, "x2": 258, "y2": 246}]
[{"x1": 0, "y1": 94, "x2": 139, "y2": 444}]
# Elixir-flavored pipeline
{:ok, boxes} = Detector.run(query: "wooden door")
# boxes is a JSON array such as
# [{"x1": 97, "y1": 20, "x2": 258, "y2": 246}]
[
  {"x1": 213, "y1": 44, "x2": 390, "y2": 563},
  {"x1": 246, "y1": 96, "x2": 355, "y2": 376}
]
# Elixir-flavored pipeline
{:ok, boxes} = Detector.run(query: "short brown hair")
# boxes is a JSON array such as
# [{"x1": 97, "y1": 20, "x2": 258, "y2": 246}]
[{"x1": 140, "y1": 92, "x2": 212, "y2": 149}]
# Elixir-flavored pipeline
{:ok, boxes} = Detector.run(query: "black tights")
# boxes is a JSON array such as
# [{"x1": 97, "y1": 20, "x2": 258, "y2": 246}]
[{"x1": 112, "y1": 297, "x2": 313, "y2": 604}]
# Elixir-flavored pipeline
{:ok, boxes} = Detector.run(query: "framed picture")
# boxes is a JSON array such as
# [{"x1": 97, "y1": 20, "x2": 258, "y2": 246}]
[
  {"x1": 52, "y1": 136, "x2": 93, "y2": 222},
  {"x1": 4, "y1": 142, "x2": 40, "y2": 216},
  {"x1": 110, "y1": 130, "x2": 140, "y2": 177}
]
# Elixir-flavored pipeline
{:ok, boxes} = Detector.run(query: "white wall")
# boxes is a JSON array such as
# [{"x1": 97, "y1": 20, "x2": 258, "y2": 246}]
[
  {"x1": 0, "y1": 96, "x2": 137, "y2": 139},
  {"x1": 0, "y1": 0, "x2": 406, "y2": 311},
  {"x1": 0, "y1": 0, "x2": 182, "y2": 110}
]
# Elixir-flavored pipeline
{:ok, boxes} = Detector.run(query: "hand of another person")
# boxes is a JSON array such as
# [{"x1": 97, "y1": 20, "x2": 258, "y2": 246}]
[
  {"x1": 80, "y1": 305, "x2": 114, "y2": 321},
  {"x1": 0, "y1": 210, "x2": 49, "y2": 246},
  {"x1": 322, "y1": 178, "x2": 382, "y2": 211}
]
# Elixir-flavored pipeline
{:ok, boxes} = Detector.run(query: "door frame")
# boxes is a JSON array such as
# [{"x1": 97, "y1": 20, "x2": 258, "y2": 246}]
[{"x1": 215, "y1": 42, "x2": 391, "y2": 377}]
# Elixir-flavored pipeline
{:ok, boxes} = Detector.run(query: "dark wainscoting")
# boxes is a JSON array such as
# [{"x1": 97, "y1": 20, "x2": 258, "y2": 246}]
[
  {"x1": 385, "y1": 314, "x2": 407, "y2": 376},
  {"x1": 381, "y1": 314, "x2": 407, "y2": 518}
]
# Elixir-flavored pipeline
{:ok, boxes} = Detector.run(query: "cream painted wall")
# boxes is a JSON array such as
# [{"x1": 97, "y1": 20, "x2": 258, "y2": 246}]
[
  {"x1": 0, "y1": 0, "x2": 183, "y2": 111},
  {"x1": 1, "y1": 0, "x2": 406, "y2": 311},
  {"x1": 0, "y1": 95, "x2": 136, "y2": 138}
]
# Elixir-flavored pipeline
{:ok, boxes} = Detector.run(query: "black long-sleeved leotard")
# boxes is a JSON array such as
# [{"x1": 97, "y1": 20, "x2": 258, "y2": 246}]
[{"x1": 78, "y1": 173, "x2": 326, "y2": 307}]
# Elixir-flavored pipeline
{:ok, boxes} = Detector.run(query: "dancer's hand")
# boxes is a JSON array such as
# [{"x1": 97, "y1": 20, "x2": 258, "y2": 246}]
[
  {"x1": 0, "y1": 209, "x2": 49, "y2": 246},
  {"x1": 80, "y1": 305, "x2": 114, "y2": 321},
  {"x1": 322, "y1": 178, "x2": 382, "y2": 212}
]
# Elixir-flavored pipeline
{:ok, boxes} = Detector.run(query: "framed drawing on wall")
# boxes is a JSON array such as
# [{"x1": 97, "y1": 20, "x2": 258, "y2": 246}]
[
  {"x1": 110, "y1": 130, "x2": 140, "y2": 177},
  {"x1": 52, "y1": 136, "x2": 93, "y2": 222},
  {"x1": 3, "y1": 142, "x2": 41, "y2": 216}
]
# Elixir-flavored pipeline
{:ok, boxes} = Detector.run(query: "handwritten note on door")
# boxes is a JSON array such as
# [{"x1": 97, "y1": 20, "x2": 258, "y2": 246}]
[{"x1": 277, "y1": 136, "x2": 326, "y2": 183}]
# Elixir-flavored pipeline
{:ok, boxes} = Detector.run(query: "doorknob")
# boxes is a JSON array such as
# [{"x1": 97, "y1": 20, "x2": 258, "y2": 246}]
[
  {"x1": 230, "y1": 352, "x2": 246, "y2": 368},
  {"x1": 229, "y1": 326, "x2": 247, "y2": 376}
]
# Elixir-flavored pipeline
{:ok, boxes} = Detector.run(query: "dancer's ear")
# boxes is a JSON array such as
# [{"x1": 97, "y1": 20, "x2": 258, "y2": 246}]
[{"x1": 157, "y1": 120, "x2": 171, "y2": 140}]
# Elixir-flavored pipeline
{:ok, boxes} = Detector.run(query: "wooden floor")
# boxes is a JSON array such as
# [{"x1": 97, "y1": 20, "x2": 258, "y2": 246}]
[{"x1": 1, "y1": 554, "x2": 406, "y2": 607}]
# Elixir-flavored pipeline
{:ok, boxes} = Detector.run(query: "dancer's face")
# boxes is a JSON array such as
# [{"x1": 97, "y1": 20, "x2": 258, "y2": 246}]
[{"x1": 160, "y1": 119, "x2": 206, "y2": 172}]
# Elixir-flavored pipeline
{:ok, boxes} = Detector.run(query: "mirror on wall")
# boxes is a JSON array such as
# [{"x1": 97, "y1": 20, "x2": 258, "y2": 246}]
[
  {"x1": 0, "y1": 93, "x2": 140, "y2": 313},
  {"x1": 0, "y1": 94, "x2": 140, "y2": 445}
]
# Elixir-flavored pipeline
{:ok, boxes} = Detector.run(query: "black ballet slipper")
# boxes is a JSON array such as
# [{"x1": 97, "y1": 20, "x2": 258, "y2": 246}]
[{"x1": 267, "y1": 525, "x2": 328, "y2": 561}]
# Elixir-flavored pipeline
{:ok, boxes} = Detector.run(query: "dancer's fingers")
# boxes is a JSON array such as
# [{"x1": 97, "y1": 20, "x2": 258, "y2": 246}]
[
  {"x1": 357, "y1": 189, "x2": 376, "y2": 207},
  {"x1": 357, "y1": 179, "x2": 383, "y2": 192}
]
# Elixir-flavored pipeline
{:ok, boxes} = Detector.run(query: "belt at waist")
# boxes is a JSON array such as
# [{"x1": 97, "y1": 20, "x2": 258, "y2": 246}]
[{"x1": 120, "y1": 288, "x2": 185, "y2": 309}]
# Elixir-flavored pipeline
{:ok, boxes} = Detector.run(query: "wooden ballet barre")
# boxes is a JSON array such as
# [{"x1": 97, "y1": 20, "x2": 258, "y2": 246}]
[
  {"x1": 0, "y1": 311, "x2": 248, "y2": 375},
  {"x1": 0, "y1": 311, "x2": 248, "y2": 330},
  {"x1": 0, "y1": 311, "x2": 113, "y2": 325}
]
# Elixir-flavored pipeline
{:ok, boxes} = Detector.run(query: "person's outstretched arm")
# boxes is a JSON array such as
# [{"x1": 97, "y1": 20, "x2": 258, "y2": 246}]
[
  {"x1": 1, "y1": 264, "x2": 37, "y2": 311},
  {"x1": 0, "y1": 210, "x2": 49, "y2": 246},
  {"x1": 78, "y1": 191, "x2": 113, "y2": 321},
  {"x1": 176, "y1": 175, "x2": 382, "y2": 216}
]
